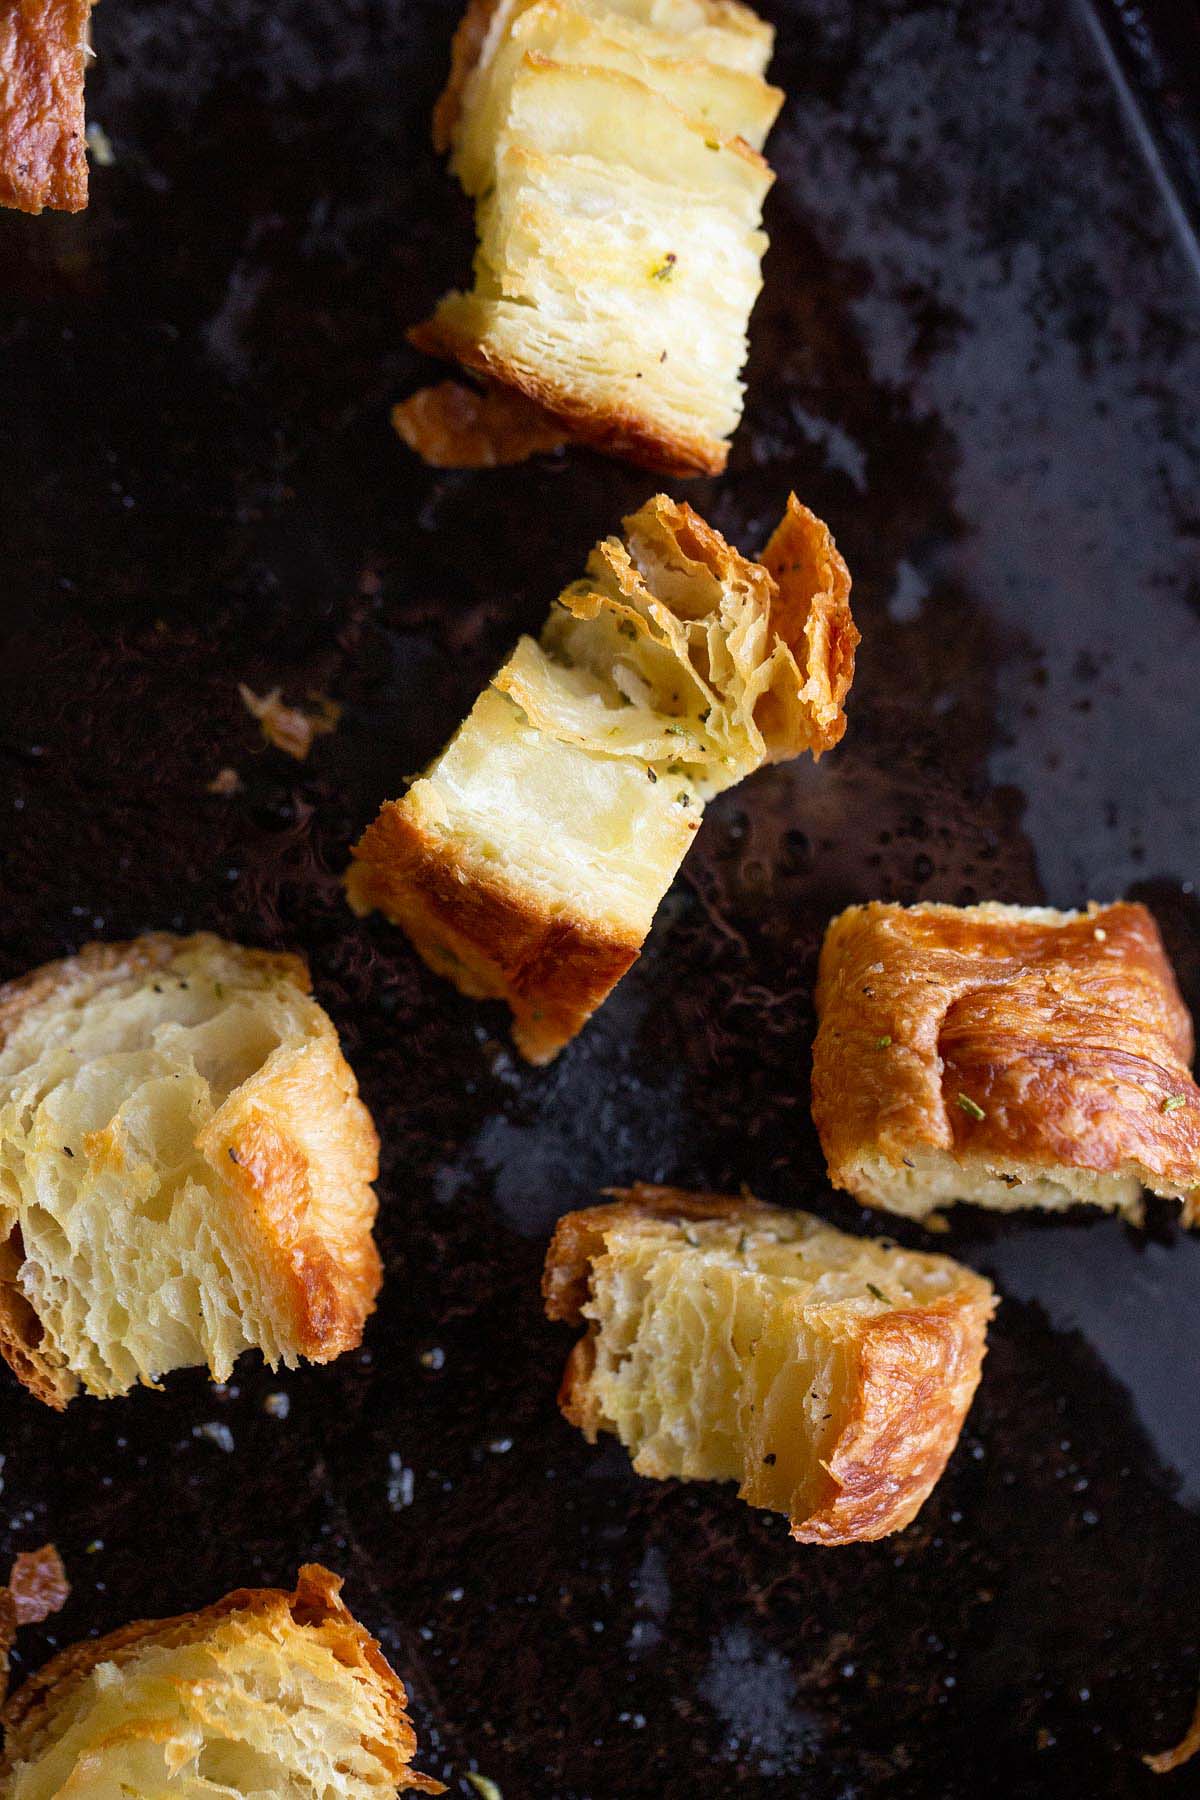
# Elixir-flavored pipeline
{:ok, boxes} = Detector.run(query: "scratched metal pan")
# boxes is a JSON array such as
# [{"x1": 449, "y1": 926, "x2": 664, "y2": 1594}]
[{"x1": 1, "y1": 0, "x2": 1199, "y2": 1794}]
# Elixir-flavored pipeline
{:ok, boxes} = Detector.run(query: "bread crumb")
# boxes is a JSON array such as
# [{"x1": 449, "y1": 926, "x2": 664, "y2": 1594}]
[
  {"x1": 8, "y1": 1545, "x2": 69, "y2": 1625},
  {"x1": 239, "y1": 685, "x2": 341, "y2": 761},
  {"x1": 85, "y1": 121, "x2": 115, "y2": 166},
  {"x1": 206, "y1": 766, "x2": 242, "y2": 796},
  {"x1": 464, "y1": 1776, "x2": 503, "y2": 1800},
  {"x1": 1145, "y1": 1685, "x2": 1200, "y2": 1774},
  {"x1": 392, "y1": 381, "x2": 567, "y2": 469}
]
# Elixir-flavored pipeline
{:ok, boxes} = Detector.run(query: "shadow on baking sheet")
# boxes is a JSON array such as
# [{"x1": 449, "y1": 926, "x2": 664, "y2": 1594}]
[{"x1": 1, "y1": 0, "x2": 1200, "y2": 1795}]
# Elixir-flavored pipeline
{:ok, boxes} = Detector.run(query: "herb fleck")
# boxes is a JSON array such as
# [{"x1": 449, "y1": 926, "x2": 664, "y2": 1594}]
[
  {"x1": 957, "y1": 1092, "x2": 985, "y2": 1121},
  {"x1": 866, "y1": 1283, "x2": 888, "y2": 1303},
  {"x1": 1162, "y1": 1095, "x2": 1187, "y2": 1114},
  {"x1": 762, "y1": 1452, "x2": 777, "y2": 1467},
  {"x1": 874, "y1": 1035, "x2": 892, "y2": 1050},
  {"x1": 650, "y1": 252, "x2": 677, "y2": 282}
]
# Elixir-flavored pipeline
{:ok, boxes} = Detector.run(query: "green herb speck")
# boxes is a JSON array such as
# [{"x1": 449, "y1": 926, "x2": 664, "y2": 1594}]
[{"x1": 957, "y1": 1092, "x2": 985, "y2": 1121}]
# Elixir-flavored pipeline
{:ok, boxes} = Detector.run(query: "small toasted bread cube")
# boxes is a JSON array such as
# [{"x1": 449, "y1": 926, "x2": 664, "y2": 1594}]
[
  {"x1": 347, "y1": 493, "x2": 855, "y2": 1063},
  {"x1": 543, "y1": 1186, "x2": 995, "y2": 1543},
  {"x1": 0, "y1": 0, "x2": 96, "y2": 213},
  {"x1": 0, "y1": 1565, "x2": 442, "y2": 1796},
  {"x1": 812, "y1": 900, "x2": 1200, "y2": 1222},
  {"x1": 0, "y1": 933, "x2": 382, "y2": 1406},
  {"x1": 414, "y1": 54, "x2": 773, "y2": 475}
]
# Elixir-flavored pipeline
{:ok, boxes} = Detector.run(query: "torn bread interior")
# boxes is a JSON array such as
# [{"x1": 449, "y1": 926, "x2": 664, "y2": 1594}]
[
  {"x1": 812, "y1": 899, "x2": 1200, "y2": 1223},
  {"x1": 346, "y1": 492, "x2": 856, "y2": 1063},
  {"x1": 543, "y1": 1185, "x2": 995, "y2": 1544},
  {"x1": 410, "y1": 0, "x2": 783, "y2": 475},
  {"x1": 0, "y1": 933, "x2": 382, "y2": 1407},
  {"x1": 0, "y1": 1564, "x2": 442, "y2": 1795}
]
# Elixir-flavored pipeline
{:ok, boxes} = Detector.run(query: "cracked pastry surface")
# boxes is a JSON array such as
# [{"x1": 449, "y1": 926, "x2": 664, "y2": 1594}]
[
  {"x1": 812, "y1": 899, "x2": 1200, "y2": 1222},
  {"x1": 411, "y1": 0, "x2": 782, "y2": 475},
  {"x1": 543, "y1": 1185, "x2": 995, "y2": 1543},
  {"x1": 0, "y1": 0, "x2": 95, "y2": 213},
  {"x1": 0, "y1": 933, "x2": 382, "y2": 1407},
  {"x1": 346, "y1": 492, "x2": 855, "y2": 1063},
  {"x1": 0, "y1": 1564, "x2": 442, "y2": 1796}
]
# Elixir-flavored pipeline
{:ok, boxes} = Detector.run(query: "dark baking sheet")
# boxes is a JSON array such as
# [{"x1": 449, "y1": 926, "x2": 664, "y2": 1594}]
[{"x1": 2, "y1": 0, "x2": 1200, "y2": 1793}]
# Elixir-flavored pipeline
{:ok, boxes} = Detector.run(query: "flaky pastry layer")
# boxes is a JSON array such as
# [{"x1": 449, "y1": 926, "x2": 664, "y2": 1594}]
[
  {"x1": 544, "y1": 1184, "x2": 994, "y2": 1543},
  {"x1": 0, "y1": 1564, "x2": 442, "y2": 1795},
  {"x1": 0, "y1": 933, "x2": 382, "y2": 1405}
]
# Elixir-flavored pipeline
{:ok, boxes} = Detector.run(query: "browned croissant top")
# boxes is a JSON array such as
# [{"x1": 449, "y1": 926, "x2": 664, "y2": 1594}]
[{"x1": 812, "y1": 900, "x2": 1200, "y2": 1219}]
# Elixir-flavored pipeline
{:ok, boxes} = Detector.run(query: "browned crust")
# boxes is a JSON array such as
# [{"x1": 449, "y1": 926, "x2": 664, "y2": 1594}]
[
  {"x1": 392, "y1": 379, "x2": 568, "y2": 469},
  {"x1": 792, "y1": 1293, "x2": 991, "y2": 1544},
  {"x1": 1144, "y1": 1684, "x2": 1200, "y2": 1774},
  {"x1": 812, "y1": 900, "x2": 1200, "y2": 1213},
  {"x1": 759, "y1": 494, "x2": 858, "y2": 756},
  {"x1": 408, "y1": 311, "x2": 729, "y2": 478},
  {"x1": 199, "y1": 1050, "x2": 382, "y2": 1363},
  {"x1": 347, "y1": 798, "x2": 641, "y2": 1065},
  {"x1": 0, "y1": 1564, "x2": 443, "y2": 1792},
  {"x1": 0, "y1": 934, "x2": 381, "y2": 1405},
  {"x1": 0, "y1": 0, "x2": 94, "y2": 213},
  {"x1": 543, "y1": 1185, "x2": 993, "y2": 1544}
]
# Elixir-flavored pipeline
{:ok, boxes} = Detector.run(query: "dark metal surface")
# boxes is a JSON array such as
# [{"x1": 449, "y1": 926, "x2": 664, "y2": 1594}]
[{"x1": 2, "y1": 1, "x2": 1200, "y2": 1793}]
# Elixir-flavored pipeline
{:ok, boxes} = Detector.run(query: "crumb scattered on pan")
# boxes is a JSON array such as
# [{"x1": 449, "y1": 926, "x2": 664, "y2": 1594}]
[
  {"x1": 0, "y1": 1544, "x2": 69, "y2": 1695},
  {"x1": 85, "y1": 121, "x2": 115, "y2": 166},
  {"x1": 206, "y1": 766, "x2": 242, "y2": 796},
  {"x1": 9, "y1": 1544, "x2": 69, "y2": 1625},
  {"x1": 1145, "y1": 1686, "x2": 1200, "y2": 1774},
  {"x1": 392, "y1": 381, "x2": 567, "y2": 469},
  {"x1": 464, "y1": 1775, "x2": 503, "y2": 1800},
  {"x1": 238, "y1": 685, "x2": 341, "y2": 760}
]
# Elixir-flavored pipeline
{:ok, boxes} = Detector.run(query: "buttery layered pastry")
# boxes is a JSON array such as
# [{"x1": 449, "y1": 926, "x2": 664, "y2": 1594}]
[
  {"x1": 409, "y1": 0, "x2": 784, "y2": 475},
  {"x1": 346, "y1": 492, "x2": 856, "y2": 1063},
  {"x1": 0, "y1": 0, "x2": 96, "y2": 213},
  {"x1": 0, "y1": 1565, "x2": 441, "y2": 1795},
  {"x1": 812, "y1": 900, "x2": 1200, "y2": 1222},
  {"x1": 0, "y1": 933, "x2": 382, "y2": 1406},
  {"x1": 543, "y1": 1185, "x2": 995, "y2": 1543}
]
